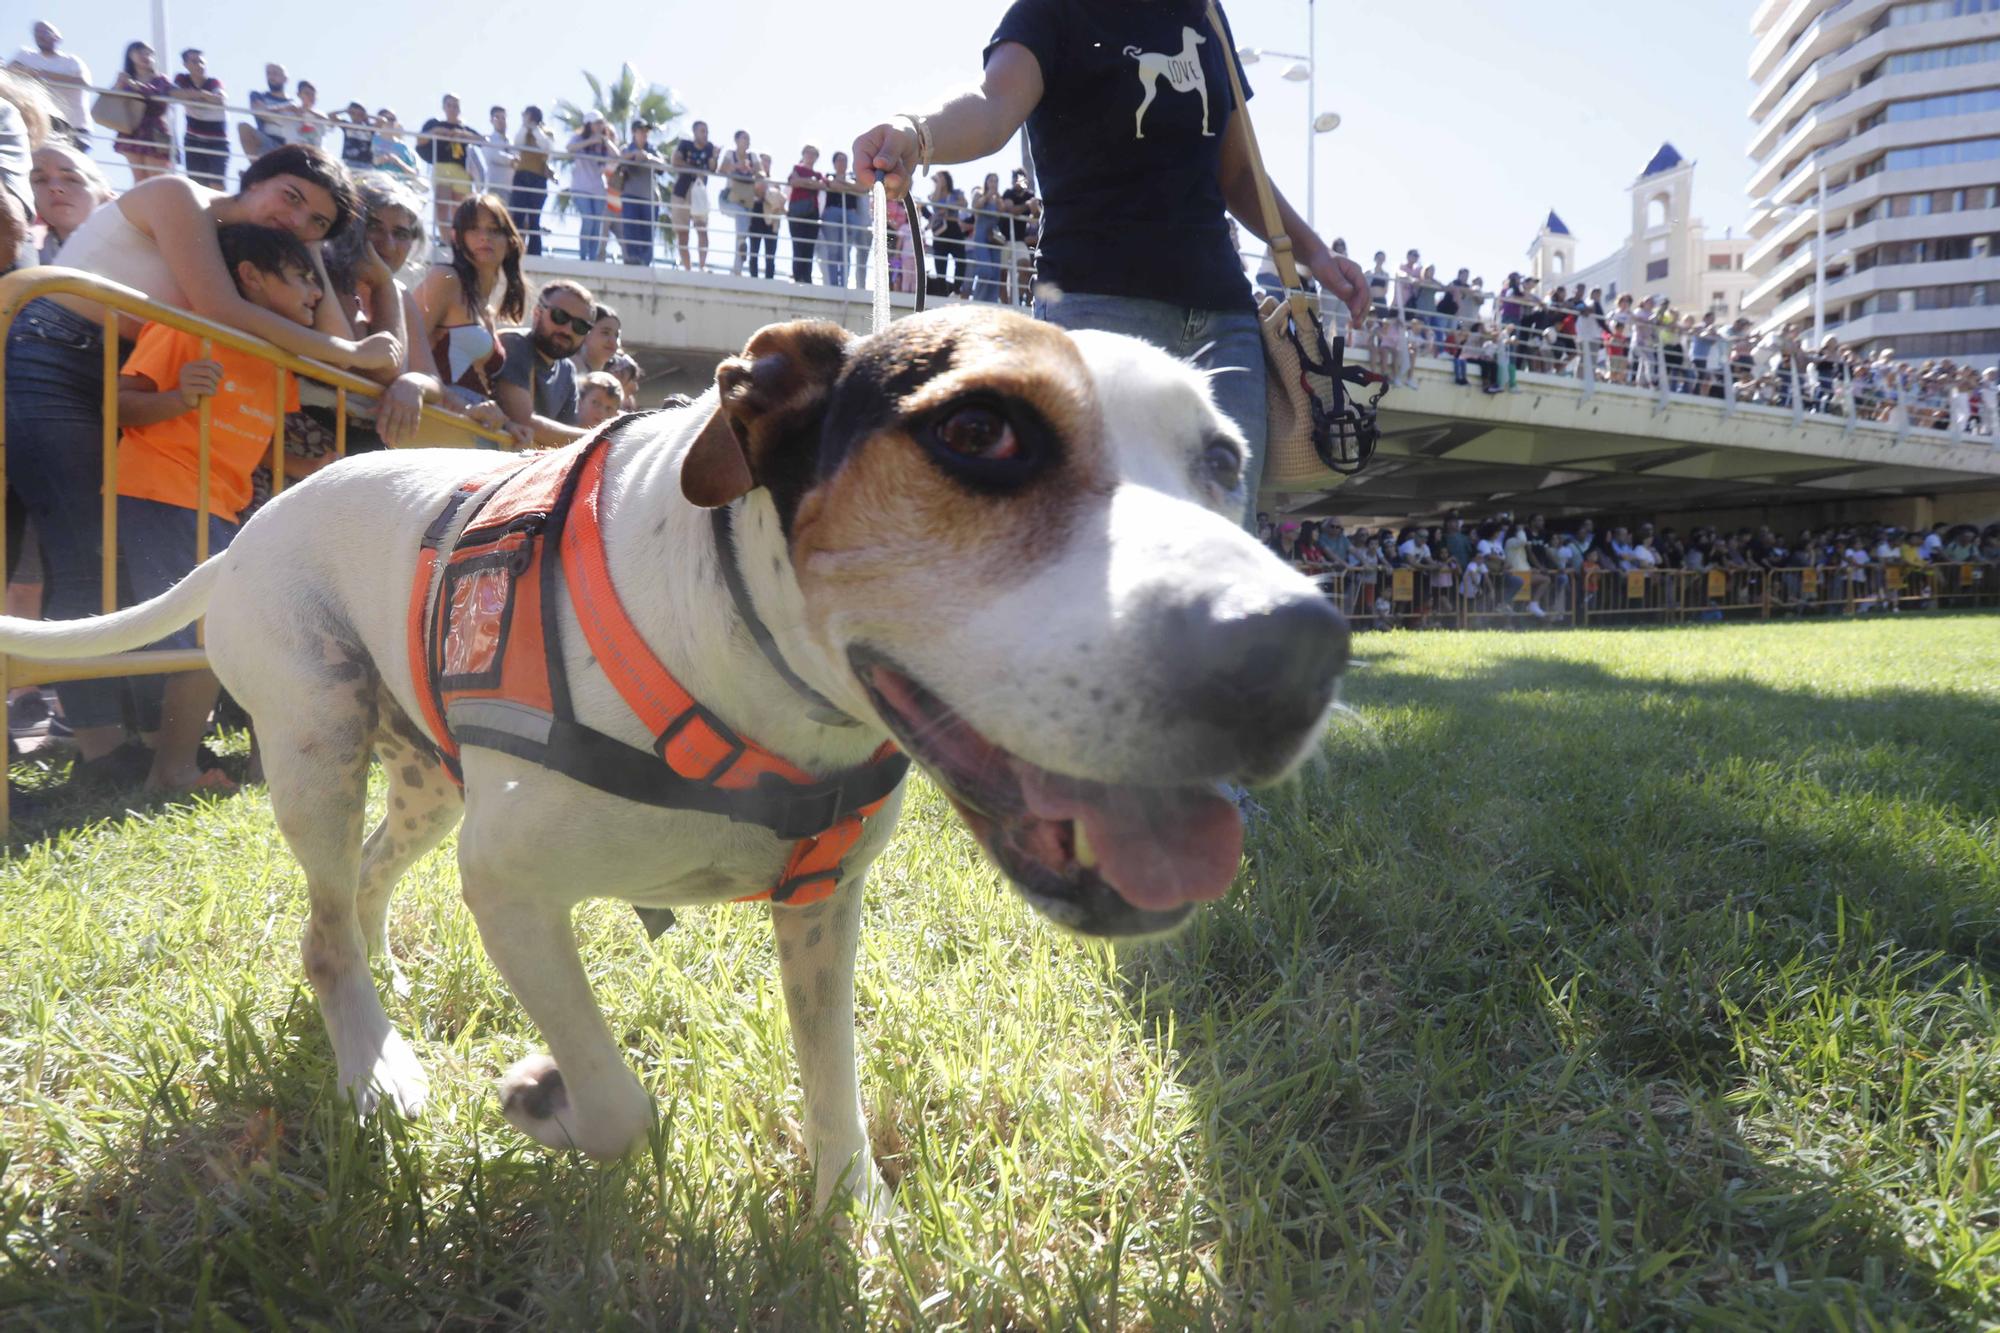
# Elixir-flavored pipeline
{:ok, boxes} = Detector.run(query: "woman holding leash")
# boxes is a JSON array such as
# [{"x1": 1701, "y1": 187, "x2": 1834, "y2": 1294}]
[{"x1": 852, "y1": 0, "x2": 1367, "y2": 520}]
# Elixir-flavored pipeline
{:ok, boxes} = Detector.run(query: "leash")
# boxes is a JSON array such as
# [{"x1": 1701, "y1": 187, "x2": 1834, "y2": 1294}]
[{"x1": 869, "y1": 178, "x2": 925, "y2": 327}]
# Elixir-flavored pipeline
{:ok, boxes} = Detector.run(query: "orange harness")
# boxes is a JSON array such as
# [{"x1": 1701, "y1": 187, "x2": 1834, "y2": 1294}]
[{"x1": 405, "y1": 435, "x2": 908, "y2": 911}]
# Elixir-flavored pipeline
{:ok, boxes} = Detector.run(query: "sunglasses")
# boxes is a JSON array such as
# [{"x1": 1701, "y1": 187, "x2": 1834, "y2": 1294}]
[{"x1": 541, "y1": 305, "x2": 595, "y2": 335}]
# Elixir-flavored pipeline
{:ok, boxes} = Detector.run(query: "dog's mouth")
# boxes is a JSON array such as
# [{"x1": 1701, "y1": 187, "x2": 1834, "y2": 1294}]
[{"x1": 850, "y1": 648, "x2": 1241, "y2": 936}]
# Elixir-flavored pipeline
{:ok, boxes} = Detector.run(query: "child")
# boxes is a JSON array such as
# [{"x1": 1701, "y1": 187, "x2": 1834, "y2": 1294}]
[
  {"x1": 114, "y1": 223, "x2": 332, "y2": 792},
  {"x1": 576, "y1": 370, "x2": 625, "y2": 429}
]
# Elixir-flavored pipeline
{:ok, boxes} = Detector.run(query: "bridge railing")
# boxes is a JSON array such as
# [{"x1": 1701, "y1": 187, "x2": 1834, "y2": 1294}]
[
  {"x1": 1299, "y1": 561, "x2": 2000, "y2": 629},
  {"x1": 0, "y1": 265, "x2": 508, "y2": 837}
]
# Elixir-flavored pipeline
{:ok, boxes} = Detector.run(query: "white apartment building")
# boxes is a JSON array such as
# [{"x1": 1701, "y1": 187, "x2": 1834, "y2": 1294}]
[
  {"x1": 1528, "y1": 144, "x2": 1759, "y2": 320},
  {"x1": 1745, "y1": 0, "x2": 2000, "y2": 365}
]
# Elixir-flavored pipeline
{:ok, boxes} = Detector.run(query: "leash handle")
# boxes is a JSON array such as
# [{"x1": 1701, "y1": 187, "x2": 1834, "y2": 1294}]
[{"x1": 871, "y1": 181, "x2": 891, "y2": 335}]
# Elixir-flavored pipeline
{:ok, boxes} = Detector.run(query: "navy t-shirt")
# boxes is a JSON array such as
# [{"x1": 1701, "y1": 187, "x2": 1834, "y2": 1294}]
[{"x1": 986, "y1": 0, "x2": 1252, "y2": 311}]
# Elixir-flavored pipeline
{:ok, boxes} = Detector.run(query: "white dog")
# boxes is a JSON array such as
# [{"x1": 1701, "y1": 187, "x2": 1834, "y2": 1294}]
[{"x1": 0, "y1": 308, "x2": 1347, "y2": 1216}]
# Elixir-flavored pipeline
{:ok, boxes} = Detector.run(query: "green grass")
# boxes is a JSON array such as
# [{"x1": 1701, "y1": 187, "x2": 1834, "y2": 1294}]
[{"x1": 3, "y1": 616, "x2": 1999, "y2": 1329}]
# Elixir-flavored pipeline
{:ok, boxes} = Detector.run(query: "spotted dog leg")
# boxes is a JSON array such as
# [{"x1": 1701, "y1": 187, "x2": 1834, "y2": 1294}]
[
  {"x1": 356, "y1": 693, "x2": 464, "y2": 995},
  {"x1": 772, "y1": 879, "x2": 893, "y2": 1218}
]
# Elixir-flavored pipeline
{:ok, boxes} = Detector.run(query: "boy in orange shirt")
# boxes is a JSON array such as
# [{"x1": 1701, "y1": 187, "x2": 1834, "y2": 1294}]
[{"x1": 116, "y1": 223, "x2": 337, "y2": 792}]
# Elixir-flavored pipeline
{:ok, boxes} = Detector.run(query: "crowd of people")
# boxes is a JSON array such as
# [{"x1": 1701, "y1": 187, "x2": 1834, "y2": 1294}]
[
  {"x1": 0, "y1": 44, "x2": 672, "y2": 797},
  {"x1": 1, "y1": 21, "x2": 1995, "y2": 796},
  {"x1": 1341, "y1": 248, "x2": 2000, "y2": 439},
  {"x1": 16, "y1": 20, "x2": 2000, "y2": 427},
  {"x1": 1264, "y1": 510, "x2": 2000, "y2": 627},
  {"x1": 7, "y1": 24, "x2": 1050, "y2": 301}
]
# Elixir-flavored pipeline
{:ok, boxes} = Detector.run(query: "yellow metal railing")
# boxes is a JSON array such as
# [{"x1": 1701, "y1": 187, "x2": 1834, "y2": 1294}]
[{"x1": 0, "y1": 266, "x2": 511, "y2": 836}]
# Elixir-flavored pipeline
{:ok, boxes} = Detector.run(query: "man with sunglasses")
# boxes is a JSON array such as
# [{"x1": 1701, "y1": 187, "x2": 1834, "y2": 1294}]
[{"x1": 496, "y1": 278, "x2": 597, "y2": 447}]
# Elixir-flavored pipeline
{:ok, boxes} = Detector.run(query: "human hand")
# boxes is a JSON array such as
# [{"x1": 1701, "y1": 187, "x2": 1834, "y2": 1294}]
[
  {"x1": 345, "y1": 331, "x2": 404, "y2": 375},
  {"x1": 465, "y1": 399, "x2": 509, "y2": 431},
  {"x1": 852, "y1": 123, "x2": 919, "y2": 196},
  {"x1": 1308, "y1": 249, "x2": 1370, "y2": 326},
  {"x1": 376, "y1": 373, "x2": 424, "y2": 446},
  {"x1": 177, "y1": 359, "x2": 224, "y2": 408},
  {"x1": 503, "y1": 421, "x2": 535, "y2": 450}
]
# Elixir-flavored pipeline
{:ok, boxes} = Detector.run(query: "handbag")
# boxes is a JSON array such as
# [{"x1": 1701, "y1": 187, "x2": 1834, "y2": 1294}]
[
  {"x1": 91, "y1": 84, "x2": 144, "y2": 135},
  {"x1": 1207, "y1": 2, "x2": 1386, "y2": 489}
]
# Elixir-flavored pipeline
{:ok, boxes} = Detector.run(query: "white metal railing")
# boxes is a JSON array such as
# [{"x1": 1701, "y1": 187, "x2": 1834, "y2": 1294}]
[
  {"x1": 1357, "y1": 288, "x2": 1999, "y2": 443},
  {"x1": 47, "y1": 79, "x2": 2000, "y2": 442}
]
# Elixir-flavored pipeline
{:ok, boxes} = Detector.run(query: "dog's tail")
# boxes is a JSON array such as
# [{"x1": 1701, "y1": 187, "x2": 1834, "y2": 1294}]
[
  {"x1": 1123, "y1": 44, "x2": 1142, "y2": 59},
  {"x1": 0, "y1": 554, "x2": 222, "y2": 659}
]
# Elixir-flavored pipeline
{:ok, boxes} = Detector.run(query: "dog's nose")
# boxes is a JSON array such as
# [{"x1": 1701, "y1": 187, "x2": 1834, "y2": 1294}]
[{"x1": 1173, "y1": 593, "x2": 1349, "y2": 758}]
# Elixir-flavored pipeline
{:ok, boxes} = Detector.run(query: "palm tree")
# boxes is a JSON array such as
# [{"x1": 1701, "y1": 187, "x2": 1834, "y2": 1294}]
[{"x1": 549, "y1": 65, "x2": 686, "y2": 237}]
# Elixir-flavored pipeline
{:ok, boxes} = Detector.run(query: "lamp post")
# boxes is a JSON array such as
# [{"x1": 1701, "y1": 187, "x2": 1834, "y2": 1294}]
[{"x1": 1236, "y1": 21, "x2": 1339, "y2": 229}]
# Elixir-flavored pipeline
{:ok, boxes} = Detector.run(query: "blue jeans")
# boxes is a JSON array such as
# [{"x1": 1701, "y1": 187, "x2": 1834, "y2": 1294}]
[
  {"x1": 575, "y1": 192, "x2": 609, "y2": 261},
  {"x1": 620, "y1": 195, "x2": 654, "y2": 266},
  {"x1": 117, "y1": 496, "x2": 238, "y2": 731},
  {"x1": 510, "y1": 171, "x2": 549, "y2": 257},
  {"x1": 4, "y1": 299, "x2": 129, "y2": 729},
  {"x1": 821, "y1": 203, "x2": 853, "y2": 287},
  {"x1": 970, "y1": 236, "x2": 1004, "y2": 303},
  {"x1": 1034, "y1": 292, "x2": 1268, "y2": 526}
]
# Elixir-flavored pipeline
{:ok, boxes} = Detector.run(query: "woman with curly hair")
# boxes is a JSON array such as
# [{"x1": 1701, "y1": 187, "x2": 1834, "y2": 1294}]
[{"x1": 412, "y1": 192, "x2": 524, "y2": 399}]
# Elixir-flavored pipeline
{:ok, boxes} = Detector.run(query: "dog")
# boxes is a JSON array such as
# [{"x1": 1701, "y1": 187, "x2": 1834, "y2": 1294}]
[
  {"x1": 1126, "y1": 27, "x2": 1212, "y2": 140},
  {"x1": 0, "y1": 307, "x2": 1347, "y2": 1216}
]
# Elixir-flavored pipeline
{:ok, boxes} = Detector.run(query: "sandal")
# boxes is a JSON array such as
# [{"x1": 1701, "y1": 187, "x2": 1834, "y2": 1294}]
[
  {"x1": 147, "y1": 767, "x2": 239, "y2": 798},
  {"x1": 71, "y1": 741, "x2": 155, "y2": 790}
]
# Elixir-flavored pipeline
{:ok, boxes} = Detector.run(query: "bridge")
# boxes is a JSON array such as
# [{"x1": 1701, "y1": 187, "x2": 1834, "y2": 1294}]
[{"x1": 527, "y1": 256, "x2": 2000, "y2": 525}]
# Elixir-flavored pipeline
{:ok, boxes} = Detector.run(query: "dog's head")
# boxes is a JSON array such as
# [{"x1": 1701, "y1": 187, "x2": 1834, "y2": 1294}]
[{"x1": 683, "y1": 309, "x2": 1348, "y2": 936}]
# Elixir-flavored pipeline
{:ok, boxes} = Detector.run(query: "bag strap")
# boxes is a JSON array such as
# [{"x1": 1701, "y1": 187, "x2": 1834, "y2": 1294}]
[{"x1": 1206, "y1": 1, "x2": 1314, "y2": 331}]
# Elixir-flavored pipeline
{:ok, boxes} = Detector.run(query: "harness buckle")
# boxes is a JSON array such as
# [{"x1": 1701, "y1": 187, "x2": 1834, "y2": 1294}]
[
  {"x1": 759, "y1": 772, "x2": 848, "y2": 841},
  {"x1": 655, "y1": 700, "x2": 750, "y2": 783}
]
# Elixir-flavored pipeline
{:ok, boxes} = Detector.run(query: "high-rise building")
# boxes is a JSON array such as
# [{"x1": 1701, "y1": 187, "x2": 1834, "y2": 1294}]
[
  {"x1": 1745, "y1": 0, "x2": 2000, "y2": 365},
  {"x1": 1528, "y1": 144, "x2": 1758, "y2": 319}
]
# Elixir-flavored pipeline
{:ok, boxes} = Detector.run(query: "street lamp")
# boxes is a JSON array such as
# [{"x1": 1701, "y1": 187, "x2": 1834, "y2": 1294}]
[{"x1": 1237, "y1": 5, "x2": 1339, "y2": 229}]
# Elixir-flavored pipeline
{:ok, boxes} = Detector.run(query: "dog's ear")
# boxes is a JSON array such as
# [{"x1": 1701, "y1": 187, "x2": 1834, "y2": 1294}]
[{"x1": 680, "y1": 321, "x2": 854, "y2": 509}]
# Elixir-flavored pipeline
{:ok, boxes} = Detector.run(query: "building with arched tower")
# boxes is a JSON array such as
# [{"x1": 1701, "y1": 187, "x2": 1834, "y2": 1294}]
[
  {"x1": 1534, "y1": 142, "x2": 1758, "y2": 320},
  {"x1": 1528, "y1": 211, "x2": 1576, "y2": 285}
]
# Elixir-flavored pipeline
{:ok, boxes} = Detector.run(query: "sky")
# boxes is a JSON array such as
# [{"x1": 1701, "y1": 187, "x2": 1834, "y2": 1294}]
[{"x1": 15, "y1": 0, "x2": 1762, "y2": 281}]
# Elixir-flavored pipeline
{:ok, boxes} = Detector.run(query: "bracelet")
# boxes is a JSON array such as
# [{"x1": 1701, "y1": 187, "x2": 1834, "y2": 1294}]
[{"x1": 895, "y1": 113, "x2": 933, "y2": 175}]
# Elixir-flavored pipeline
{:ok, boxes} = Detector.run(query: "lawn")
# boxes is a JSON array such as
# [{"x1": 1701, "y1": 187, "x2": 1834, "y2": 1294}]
[{"x1": 2, "y1": 616, "x2": 1997, "y2": 1329}]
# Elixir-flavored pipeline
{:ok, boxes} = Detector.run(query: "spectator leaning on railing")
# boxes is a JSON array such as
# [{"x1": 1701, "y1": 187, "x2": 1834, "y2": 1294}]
[
  {"x1": 6, "y1": 143, "x2": 401, "y2": 784},
  {"x1": 8, "y1": 22, "x2": 87, "y2": 148},
  {"x1": 171, "y1": 48, "x2": 228, "y2": 188}
]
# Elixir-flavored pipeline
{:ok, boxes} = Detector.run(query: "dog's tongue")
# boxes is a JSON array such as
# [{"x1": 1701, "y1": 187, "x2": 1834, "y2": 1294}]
[{"x1": 1018, "y1": 768, "x2": 1243, "y2": 911}]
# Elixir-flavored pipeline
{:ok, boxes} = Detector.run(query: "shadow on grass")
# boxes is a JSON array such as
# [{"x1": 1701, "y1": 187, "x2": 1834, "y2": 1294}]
[
  {"x1": 0, "y1": 985, "x2": 870, "y2": 1328},
  {"x1": 6, "y1": 738, "x2": 257, "y2": 850},
  {"x1": 1124, "y1": 646, "x2": 2000, "y2": 1325}
]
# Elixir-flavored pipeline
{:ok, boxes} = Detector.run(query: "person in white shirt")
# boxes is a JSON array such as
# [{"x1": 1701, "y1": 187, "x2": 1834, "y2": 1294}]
[
  {"x1": 482, "y1": 104, "x2": 515, "y2": 198},
  {"x1": 8, "y1": 22, "x2": 89, "y2": 146}
]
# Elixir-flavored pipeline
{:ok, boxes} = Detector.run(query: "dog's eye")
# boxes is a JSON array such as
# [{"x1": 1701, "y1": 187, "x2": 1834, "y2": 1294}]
[
  {"x1": 1202, "y1": 440, "x2": 1245, "y2": 491},
  {"x1": 934, "y1": 405, "x2": 1019, "y2": 461}
]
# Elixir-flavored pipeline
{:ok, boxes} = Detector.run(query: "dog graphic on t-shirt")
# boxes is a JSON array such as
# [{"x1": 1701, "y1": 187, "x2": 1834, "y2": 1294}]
[{"x1": 1126, "y1": 27, "x2": 1212, "y2": 140}]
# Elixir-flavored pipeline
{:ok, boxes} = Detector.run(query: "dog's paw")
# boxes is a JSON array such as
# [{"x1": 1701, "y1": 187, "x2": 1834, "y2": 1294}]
[
  {"x1": 345, "y1": 1030, "x2": 428, "y2": 1119},
  {"x1": 499, "y1": 1053, "x2": 649, "y2": 1159},
  {"x1": 816, "y1": 1156, "x2": 898, "y2": 1223}
]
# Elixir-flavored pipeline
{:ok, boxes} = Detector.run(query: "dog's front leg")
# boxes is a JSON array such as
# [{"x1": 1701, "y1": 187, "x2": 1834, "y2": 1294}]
[
  {"x1": 460, "y1": 868, "x2": 653, "y2": 1159},
  {"x1": 772, "y1": 879, "x2": 892, "y2": 1218}
]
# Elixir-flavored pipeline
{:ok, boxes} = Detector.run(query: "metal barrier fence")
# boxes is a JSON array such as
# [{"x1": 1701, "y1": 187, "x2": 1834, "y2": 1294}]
[
  {"x1": 1301, "y1": 561, "x2": 2000, "y2": 629},
  {"x1": 0, "y1": 265, "x2": 509, "y2": 836}
]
